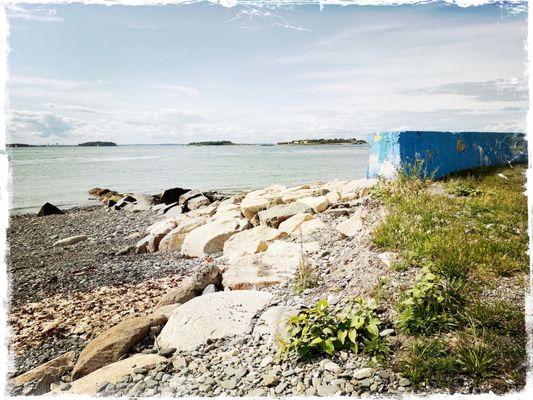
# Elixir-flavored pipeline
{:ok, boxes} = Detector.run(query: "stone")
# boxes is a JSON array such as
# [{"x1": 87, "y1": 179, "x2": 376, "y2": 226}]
[
  {"x1": 296, "y1": 196, "x2": 330, "y2": 213},
  {"x1": 336, "y1": 209, "x2": 364, "y2": 238},
  {"x1": 37, "y1": 202, "x2": 64, "y2": 217},
  {"x1": 252, "y1": 306, "x2": 299, "y2": 346},
  {"x1": 399, "y1": 378, "x2": 411, "y2": 386},
  {"x1": 240, "y1": 195, "x2": 270, "y2": 220},
  {"x1": 353, "y1": 368, "x2": 374, "y2": 380},
  {"x1": 134, "y1": 234, "x2": 154, "y2": 254},
  {"x1": 223, "y1": 225, "x2": 285, "y2": 257},
  {"x1": 162, "y1": 188, "x2": 190, "y2": 205},
  {"x1": 52, "y1": 235, "x2": 88, "y2": 247},
  {"x1": 157, "y1": 290, "x2": 272, "y2": 351},
  {"x1": 115, "y1": 196, "x2": 136, "y2": 210},
  {"x1": 262, "y1": 374, "x2": 280, "y2": 387},
  {"x1": 181, "y1": 218, "x2": 248, "y2": 258},
  {"x1": 258, "y1": 202, "x2": 314, "y2": 228},
  {"x1": 339, "y1": 179, "x2": 377, "y2": 201},
  {"x1": 317, "y1": 384, "x2": 340, "y2": 396},
  {"x1": 378, "y1": 252, "x2": 396, "y2": 268},
  {"x1": 179, "y1": 190, "x2": 203, "y2": 205},
  {"x1": 187, "y1": 195, "x2": 211, "y2": 210},
  {"x1": 158, "y1": 217, "x2": 206, "y2": 254},
  {"x1": 155, "y1": 264, "x2": 222, "y2": 308},
  {"x1": 299, "y1": 218, "x2": 327, "y2": 235},
  {"x1": 146, "y1": 220, "x2": 176, "y2": 252},
  {"x1": 55, "y1": 354, "x2": 165, "y2": 395},
  {"x1": 221, "y1": 379, "x2": 237, "y2": 390},
  {"x1": 10, "y1": 351, "x2": 75, "y2": 386},
  {"x1": 72, "y1": 314, "x2": 167, "y2": 379},
  {"x1": 159, "y1": 348, "x2": 176, "y2": 357},
  {"x1": 202, "y1": 284, "x2": 217, "y2": 295},
  {"x1": 359, "y1": 378, "x2": 373, "y2": 388},
  {"x1": 323, "y1": 361, "x2": 341, "y2": 375},
  {"x1": 278, "y1": 213, "x2": 314, "y2": 234},
  {"x1": 222, "y1": 240, "x2": 319, "y2": 290},
  {"x1": 165, "y1": 205, "x2": 184, "y2": 218},
  {"x1": 275, "y1": 381, "x2": 288, "y2": 394},
  {"x1": 247, "y1": 388, "x2": 267, "y2": 396}
]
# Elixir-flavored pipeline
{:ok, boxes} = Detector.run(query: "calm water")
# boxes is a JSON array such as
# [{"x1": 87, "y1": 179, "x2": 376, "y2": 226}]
[{"x1": 8, "y1": 144, "x2": 370, "y2": 214}]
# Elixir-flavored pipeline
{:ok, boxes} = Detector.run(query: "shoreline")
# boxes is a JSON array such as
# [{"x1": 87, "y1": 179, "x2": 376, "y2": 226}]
[{"x1": 6, "y1": 171, "x2": 527, "y2": 396}]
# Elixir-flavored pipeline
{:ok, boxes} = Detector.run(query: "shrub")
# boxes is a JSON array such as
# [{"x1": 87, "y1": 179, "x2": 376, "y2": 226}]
[
  {"x1": 278, "y1": 298, "x2": 389, "y2": 360},
  {"x1": 398, "y1": 267, "x2": 465, "y2": 335},
  {"x1": 397, "y1": 339, "x2": 457, "y2": 388}
]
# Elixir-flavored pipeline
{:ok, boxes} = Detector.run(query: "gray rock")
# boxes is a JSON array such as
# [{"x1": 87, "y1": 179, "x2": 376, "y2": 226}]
[
  {"x1": 221, "y1": 379, "x2": 237, "y2": 390},
  {"x1": 275, "y1": 382, "x2": 288, "y2": 394},
  {"x1": 262, "y1": 374, "x2": 280, "y2": 387},
  {"x1": 202, "y1": 284, "x2": 217, "y2": 295},
  {"x1": 399, "y1": 378, "x2": 411, "y2": 387},
  {"x1": 159, "y1": 348, "x2": 176, "y2": 357},
  {"x1": 317, "y1": 384, "x2": 340, "y2": 397},
  {"x1": 359, "y1": 378, "x2": 373, "y2": 388},
  {"x1": 353, "y1": 368, "x2": 374, "y2": 380}
]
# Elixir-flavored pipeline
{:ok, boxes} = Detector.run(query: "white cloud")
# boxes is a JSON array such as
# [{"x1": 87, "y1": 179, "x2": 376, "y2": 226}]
[
  {"x1": 7, "y1": 110, "x2": 82, "y2": 139},
  {"x1": 153, "y1": 84, "x2": 199, "y2": 97},
  {"x1": 6, "y1": 5, "x2": 63, "y2": 23}
]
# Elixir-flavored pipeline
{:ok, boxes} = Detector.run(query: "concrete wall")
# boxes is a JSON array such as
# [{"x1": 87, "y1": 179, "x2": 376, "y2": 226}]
[{"x1": 367, "y1": 131, "x2": 527, "y2": 179}]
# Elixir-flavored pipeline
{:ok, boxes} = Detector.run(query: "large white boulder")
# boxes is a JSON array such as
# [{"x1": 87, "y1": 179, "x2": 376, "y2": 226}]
[
  {"x1": 222, "y1": 240, "x2": 319, "y2": 290},
  {"x1": 258, "y1": 202, "x2": 313, "y2": 228},
  {"x1": 278, "y1": 213, "x2": 314, "y2": 234},
  {"x1": 240, "y1": 194, "x2": 270, "y2": 220},
  {"x1": 157, "y1": 291, "x2": 272, "y2": 351},
  {"x1": 253, "y1": 306, "x2": 300, "y2": 346},
  {"x1": 299, "y1": 218, "x2": 327, "y2": 235},
  {"x1": 181, "y1": 218, "x2": 248, "y2": 258},
  {"x1": 336, "y1": 209, "x2": 364, "y2": 238},
  {"x1": 223, "y1": 225, "x2": 285, "y2": 257},
  {"x1": 159, "y1": 217, "x2": 207, "y2": 253},
  {"x1": 339, "y1": 178, "x2": 377, "y2": 200}
]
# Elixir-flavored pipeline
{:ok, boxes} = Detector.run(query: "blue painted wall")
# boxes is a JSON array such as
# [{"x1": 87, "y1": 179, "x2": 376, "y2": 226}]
[{"x1": 367, "y1": 131, "x2": 527, "y2": 179}]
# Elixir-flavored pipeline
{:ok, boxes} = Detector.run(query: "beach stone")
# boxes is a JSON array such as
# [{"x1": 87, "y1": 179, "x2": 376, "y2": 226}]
[
  {"x1": 52, "y1": 235, "x2": 87, "y2": 247},
  {"x1": 262, "y1": 373, "x2": 280, "y2": 387},
  {"x1": 37, "y1": 202, "x2": 64, "y2": 217},
  {"x1": 10, "y1": 351, "x2": 75, "y2": 386},
  {"x1": 258, "y1": 202, "x2": 314, "y2": 228},
  {"x1": 323, "y1": 361, "x2": 341, "y2": 375},
  {"x1": 187, "y1": 195, "x2": 211, "y2": 210},
  {"x1": 223, "y1": 225, "x2": 285, "y2": 257},
  {"x1": 72, "y1": 314, "x2": 167, "y2": 379},
  {"x1": 155, "y1": 264, "x2": 222, "y2": 308},
  {"x1": 253, "y1": 305, "x2": 299, "y2": 345},
  {"x1": 296, "y1": 196, "x2": 330, "y2": 213},
  {"x1": 278, "y1": 213, "x2": 314, "y2": 234},
  {"x1": 157, "y1": 290, "x2": 272, "y2": 351},
  {"x1": 353, "y1": 368, "x2": 374, "y2": 380},
  {"x1": 202, "y1": 284, "x2": 217, "y2": 295},
  {"x1": 146, "y1": 220, "x2": 176, "y2": 252},
  {"x1": 399, "y1": 378, "x2": 411, "y2": 386},
  {"x1": 162, "y1": 188, "x2": 190, "y2": 205},
  {"x1": 339, "y1": 179, "x2": 377, "y2": 200},
  {"x1": 359, "y1": 378, "x2": 373, "y2": 388},
  {"x1": 56, "y1": 354, "x2": 165, "y2": 395},
  {"x1": 181, "y1": 218, "x2": 248, "y2": 258},
  {"x1": 222, "y1": 240, "x2": 319, "y2": 290},
  {"x1": 247, "y1": 388, "x2": 267, "y2": 396},
  {"x1": 317, "y1": 384, "x2": 340, "y2": 396},
  {"x1": 114, "y1": 196, "x2": 136, "y2": 210},
  {"x1": 240, "y1": 195, "x2": 270, "y2": 220},
  {"x1": 165, "y1": 205, "x2": 184, "y2": 218},
  {"x1": 134, "y1": 234, "x2": 154, "y2": 254},
  {"x1": 299, "y1": 218, "x2": 327, "y2": 235},
  {"x1": 336, "y1": 209, "x2": 364, "y2": 238},
  {"x1": 179, "y1": 190, "x2": 202, "y2": 205},
  {"x1": 158, "y1": 217, "x2": 206, "y2": 253}
]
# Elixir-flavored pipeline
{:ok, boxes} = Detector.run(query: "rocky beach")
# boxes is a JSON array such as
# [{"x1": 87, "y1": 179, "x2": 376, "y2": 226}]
[{"x1": 6, "y1": 171, "x2": 528, "y2": 397}]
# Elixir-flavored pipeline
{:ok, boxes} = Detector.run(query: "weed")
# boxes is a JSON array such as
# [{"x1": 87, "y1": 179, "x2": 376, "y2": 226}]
[
  {"x1": 293, "y1": 232, "x2": 318, "y2": 293},
  {"x1": 278, "y1": 298, "x2": 389, "y2": 361}
]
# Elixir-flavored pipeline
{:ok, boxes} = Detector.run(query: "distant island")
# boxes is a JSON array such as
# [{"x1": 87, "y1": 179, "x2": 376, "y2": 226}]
[
  {"x1": 277, "y1": 138, "x2": 368, "y2": 145},
  {"x1": 188, "y1": 141, "x2": 236, "y2": 146},
  {"x1": 78, "y1": 141, "x2": 117, "y2": 147}
]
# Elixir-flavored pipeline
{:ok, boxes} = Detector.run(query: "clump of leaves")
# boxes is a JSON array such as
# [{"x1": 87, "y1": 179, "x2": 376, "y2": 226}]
[
  {"x1": 397, "y1": 339, "x2": 457, "y2": 388},
  {"x1": 278, "y1": 298, "x2": 389, "y2": 360},
  {"x1": 398, "y1": 267, "x2": 465, "y2": 335},
  {"x1": 446, "y1": 181, "x2": 482, "y2": 197}
]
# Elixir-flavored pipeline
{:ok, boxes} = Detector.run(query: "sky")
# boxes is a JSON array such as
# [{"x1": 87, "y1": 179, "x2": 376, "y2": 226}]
[{"x1": 5, "y1": 1, "x2": 528, "y2": 145}]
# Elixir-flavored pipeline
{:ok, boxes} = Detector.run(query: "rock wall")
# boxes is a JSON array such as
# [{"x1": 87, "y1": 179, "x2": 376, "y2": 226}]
[{"x1": 367, "y1": 131, "x2": 527, "y2": 179}]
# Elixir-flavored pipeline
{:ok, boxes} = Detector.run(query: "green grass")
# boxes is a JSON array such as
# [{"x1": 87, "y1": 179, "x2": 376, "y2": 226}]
[{"x1": 373, "y1": 164, "x2": 528, "y2": 390}]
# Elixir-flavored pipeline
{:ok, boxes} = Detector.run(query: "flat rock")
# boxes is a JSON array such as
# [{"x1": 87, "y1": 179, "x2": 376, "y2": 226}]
[
  {"x1": 155, "y1": 264, "x2": 222, "y2": 308},
  {"x1": 187, "y1": 194, "x2": 211, "y2": 210},
  {"x1": 181, "y1": 218, "x2": 248, "y2": 258},
  {"x1": 222, "y1": 240, "x2": 319, "y2": 290},
  {"x1": 278, "y1": 213, "x2": 314, "y2": 234},
  {"x1": 258, "y1": 202, "x2": 313, "y2": 228},
  {"x1": 52, "y1": 235, "x2": 88, "y2": 247},
  {"x1": 157, "y1": 290, "x2": 272, "y2": 351},
  {"x1": 336, "y1": 209, "x2": 364, "y2": 238},
  {"x1": 158, "y1": 217, "x2": 206, "y2": 254},
  {"x1": 72, "y1": 314, "x2": 167, "y2": 379},
  {"x1": 10, "y1": 351, "x2": 75, "y2": 386},
  {"x1": 240, "y1": 194, "x2": 270, "y2": 220},
  {"x1": 161, "y1": 188, "x2": 190, "y2": 205},
  {"x1": 59, "y1": 354, "x2": 166, "y2": 395},
  {"x1": 223, "y1": 225, "x2": 285, "y2": 258},
  {"x1": 296, "y1": 196, "x2": 330, "y2": 213}
]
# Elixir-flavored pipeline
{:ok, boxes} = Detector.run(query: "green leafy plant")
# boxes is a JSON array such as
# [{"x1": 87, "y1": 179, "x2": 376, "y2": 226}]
[
  {"x1": 397, "y1": 339, "x2": 457, "y2": 388},
  {"x1": 278, "y1": 298, "x2": 388, "y2": 360},
  {"x1": 398, "y1": 267, "x2": 465, "y2": 335},
  {"x1": 456, "y1": 341, "x2": 499, "y2": 380}
]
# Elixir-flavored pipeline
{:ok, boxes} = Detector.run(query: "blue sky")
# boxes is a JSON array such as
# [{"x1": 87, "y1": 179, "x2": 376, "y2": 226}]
[{"x1": 6, "y1": 1, "x2": 528, "y2": 144}]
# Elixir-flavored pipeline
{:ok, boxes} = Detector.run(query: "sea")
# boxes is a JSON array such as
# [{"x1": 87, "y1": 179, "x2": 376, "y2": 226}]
[{"x1": 7, "y1": 144, "x2": 370, "y2": 214}]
